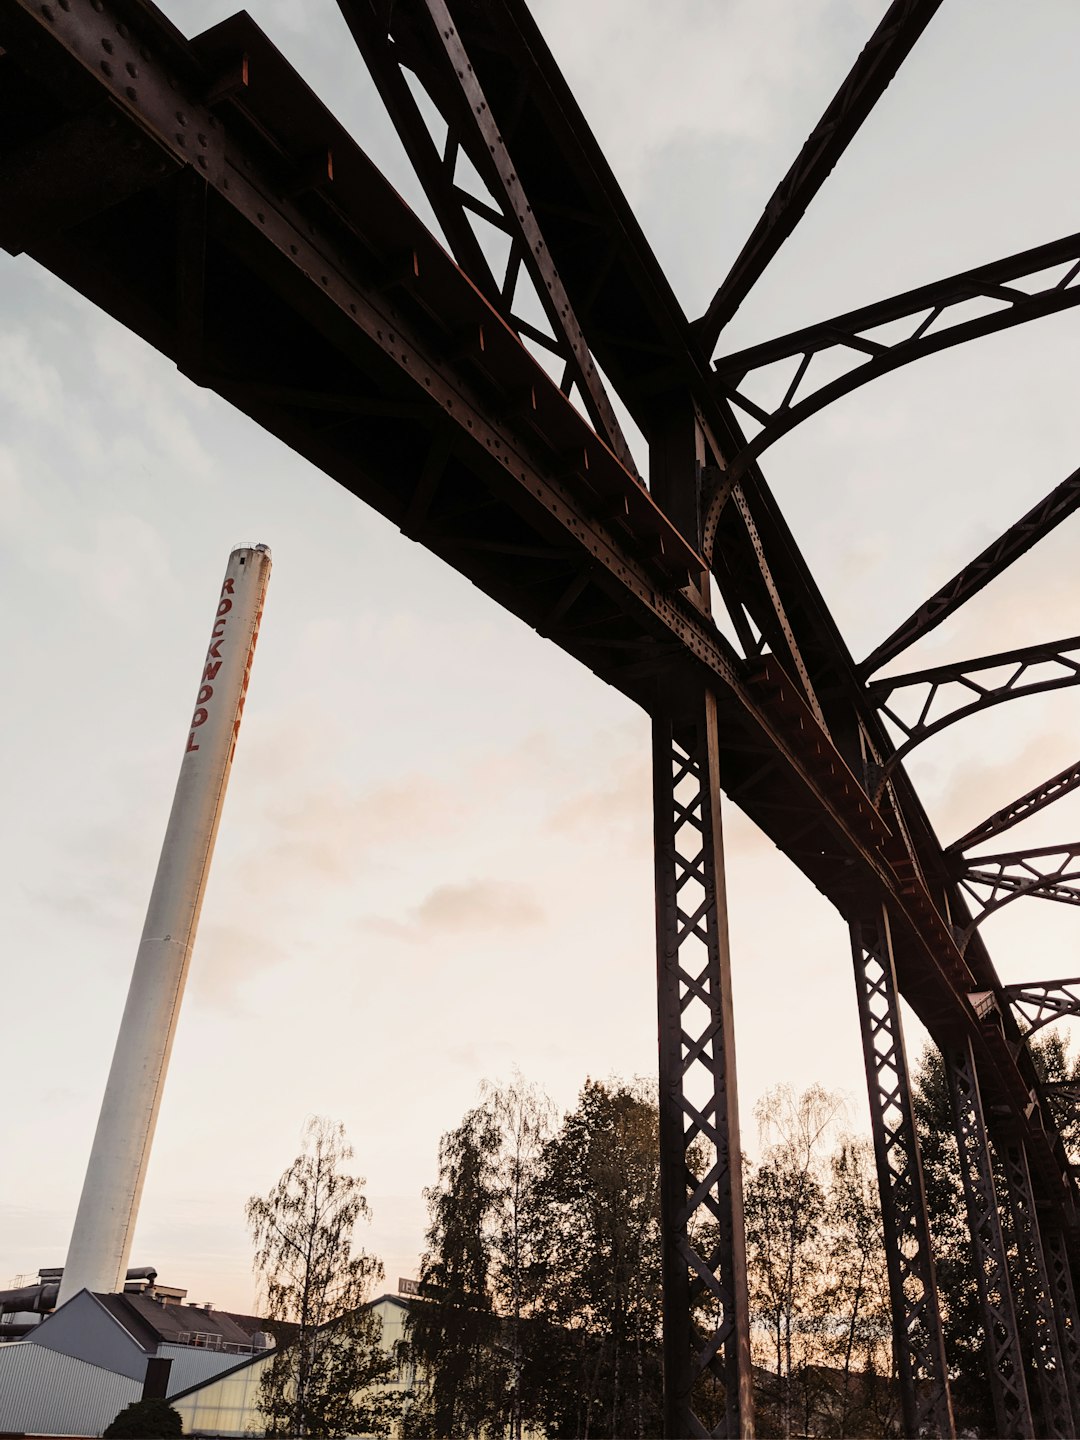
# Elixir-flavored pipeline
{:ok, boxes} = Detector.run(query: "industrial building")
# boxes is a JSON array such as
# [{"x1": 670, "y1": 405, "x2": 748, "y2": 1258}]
[{"x1": 0, "y1": 1269, "x2": 287, "y2": 1436}]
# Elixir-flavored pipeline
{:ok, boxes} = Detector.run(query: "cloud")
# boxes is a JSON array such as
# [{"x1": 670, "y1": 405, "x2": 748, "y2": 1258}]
[
  {"x1": 364, "y1": 879, "x2": 545, "y2": 944},
  {"x1": 257, "y1": 775, "x2": 459, "y2": 885}
]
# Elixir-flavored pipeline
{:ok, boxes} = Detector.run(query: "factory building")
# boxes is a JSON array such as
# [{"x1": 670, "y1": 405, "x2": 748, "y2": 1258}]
[{"x1": 0, "y1": 1271, "x2": 284, "y2": 1437}]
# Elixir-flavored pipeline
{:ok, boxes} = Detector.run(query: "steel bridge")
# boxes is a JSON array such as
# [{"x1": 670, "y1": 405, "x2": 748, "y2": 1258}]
[{"x1": 3, "y1": 1, "x2": 1080, "y2": 1434}]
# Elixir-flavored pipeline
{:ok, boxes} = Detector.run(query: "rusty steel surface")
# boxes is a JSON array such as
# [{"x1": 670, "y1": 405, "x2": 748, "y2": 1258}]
[{"x1": 4, "y1": 0, "x2": 1080, "y2": 1432}]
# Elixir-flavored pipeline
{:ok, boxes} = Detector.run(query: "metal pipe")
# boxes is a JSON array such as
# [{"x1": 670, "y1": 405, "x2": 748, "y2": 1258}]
[{"x1": 58, "y1": 546, "x2": 272, "y2": 1306}]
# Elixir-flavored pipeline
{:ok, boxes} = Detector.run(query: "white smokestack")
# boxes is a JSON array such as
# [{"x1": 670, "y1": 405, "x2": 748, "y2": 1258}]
[{"x1": 59, "y1": 545, "x2": 272, "y2": 1305}]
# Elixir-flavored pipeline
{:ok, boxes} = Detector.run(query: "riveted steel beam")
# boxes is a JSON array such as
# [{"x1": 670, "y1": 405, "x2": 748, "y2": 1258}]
[
  {"x1": 1001, "y1": 1140, "x2": 1076, "y2": 1439},
  {"x1": 863, "y1": 464, "x2": 1080, "y2": 678},
  {"x1": 654, "y1": 698, "x2": 754, "y2": 1439},
  {"x1": 946, "y1": 1039, "x2": 1033, "y2": 1438},
  {"x1": 869, "y1": 637, "x2": 1080, "y2": 781},
  {"x1": 713, "y1": 234, "x2": 1080, "y2": 469},
  {"x1": 695, "y1": 0, "x2": 943, "y2": 352},
  {"x1": 851, "y1": 908, "x2": 954, "y2": 1439},
  {"x1": 1004, "y1": 981, "x2": 1080, "y2": 1038},
  {"x1": 950, "y1": 758, "x2": 1080, "y2": 853}
]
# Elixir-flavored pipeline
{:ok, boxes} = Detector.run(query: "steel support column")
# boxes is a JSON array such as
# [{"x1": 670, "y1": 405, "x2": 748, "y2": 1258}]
[
  {"x1": 1001, "y1": 1141, "x2": 1076, "y2": 1438},
  {"x1": 850, "y1": 909, "x2": 954, "y2": 1438},
  {"x1": 1043, "y1": 1226, "x2": 1080, "y2": 1420},
  {"x1": 945, "y1": 1039, "x2": 1033, "y2": 1437},
  {"x1": 653, "y1": 693, "x2": 754, "y2": 1439}
]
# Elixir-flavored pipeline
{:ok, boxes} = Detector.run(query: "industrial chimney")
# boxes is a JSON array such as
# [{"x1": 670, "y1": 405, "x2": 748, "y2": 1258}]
[{"x1": 58, "y1": 545, "x2": 272, "y2": 1306}]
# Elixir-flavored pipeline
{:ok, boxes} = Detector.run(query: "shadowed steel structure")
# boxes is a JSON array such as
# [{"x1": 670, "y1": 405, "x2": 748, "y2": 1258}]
[{"x1": 2, "y1": 0, "x2": 1080, "y2": 1433}]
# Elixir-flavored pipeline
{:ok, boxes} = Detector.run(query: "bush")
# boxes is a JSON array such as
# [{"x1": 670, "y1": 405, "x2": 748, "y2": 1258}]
[{"x1": 103, "y1": 1396, "x2": 183, "y2": 1438}]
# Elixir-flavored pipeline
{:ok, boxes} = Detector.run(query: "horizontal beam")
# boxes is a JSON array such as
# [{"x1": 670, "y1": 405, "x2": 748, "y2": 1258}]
[
  {"x1": 695, "y1": 0, "x2": 943, "y2": 352},
  {"x1": 863, "y1": 463, "x2": 1080, "y2": 678},
  {"x1": 712, "y1": 232, "x2": 1080, "y2": 466}
]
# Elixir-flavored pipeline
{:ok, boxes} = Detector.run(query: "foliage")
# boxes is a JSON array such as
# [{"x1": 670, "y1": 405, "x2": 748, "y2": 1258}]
[
  {"x1": 410, "y1": 1075, "x2": 900, "y2": 1439},
  {"x1": 102, "y1": 1397, "x2": 182, "y2": 1438},
  {"x1": 532, "y1": 1078, "x2": 664, "y2": 1439},
  {"x1": 246, "y1": 1116, "x2": 398, "y2": 1437},
  {"x1": 743, "y1": 1085, "x2": 896, "y2": 1439}
]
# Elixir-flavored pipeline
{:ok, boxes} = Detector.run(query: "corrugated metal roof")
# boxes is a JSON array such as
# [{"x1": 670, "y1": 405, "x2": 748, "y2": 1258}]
[
  {"x1": 0, "y1": 1340, "x2": 140, "y2": 1436},
  {"x1": 159, "y1": 1341, "x2": 256, "y2": 1396}
]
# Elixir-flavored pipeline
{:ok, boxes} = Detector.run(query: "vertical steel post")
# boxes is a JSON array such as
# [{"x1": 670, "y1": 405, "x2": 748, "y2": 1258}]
[
  {"x1": 1001, "y1": 1140, "x2": 1076, "y2": 1438},
  {"x1": 653, "y1": 693, "x2": 754, "y2": 1438},
  {"x1": 1043, "y1": 1226, "x2": 1080, "y2": 1420},
  {"x1": 945, "y1": 1041, "x2": 1033, "y2": 1437},
  {"x1": 850, "y1": 909, "x2": 954, "y2": 1438}
]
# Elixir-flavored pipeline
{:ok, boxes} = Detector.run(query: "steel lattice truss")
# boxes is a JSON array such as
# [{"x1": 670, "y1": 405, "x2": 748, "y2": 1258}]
[{"x1": 3, "y1": 0, "x2": 1080, "y2": 1434}]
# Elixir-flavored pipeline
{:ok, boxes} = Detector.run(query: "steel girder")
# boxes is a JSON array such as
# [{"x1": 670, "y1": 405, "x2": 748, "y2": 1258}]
[
  {"x1": 1004, "y1": 982, "x2": 1080, "y2": 1039},
  {"x1": 850, "y1": 908, "x2": 953, "y2": 1438},
  {"x1": 868, "y1": 636, "x2": 1080, "y2": 780},
  {"x1": 712, "y1": 233, "x2": 1080, "y2": 470},
  {"x1": 694, "y1": 0, "x2": 945, "y2": 352},
  {"x1": 1001, "y1": 1141, "x2": 1077, "y2": 1438},
  {"x1": 952, "y1": 758, "x2": 1080, "y2": 853},
  {"x1": 956, "y1": 845, "x2": 1080, "y2": 951},
  {"x1": 5, "y1": 0, "x2": 1080, "y2": 1432},
  {"x1": 945, "y1": 1039, "x2": 1033, "y2": 1439},
  {"x1": 653, "y1": 696, "x2": 753, "y2": 1438},
  {"x1": 864, "y1": 464, "x2": 1080, "y2": 678}
]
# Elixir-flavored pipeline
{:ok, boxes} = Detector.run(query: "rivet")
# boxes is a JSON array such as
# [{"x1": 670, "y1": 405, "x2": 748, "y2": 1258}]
[
  {"x1": 101, "y1": 37, "x2": 114, "y2": 53},
  {"x1": 197, "y1": 155, "x2": 207, "y2": 169},
  {"x1": 125, "y1": 85, "x2": 136, "y2": 101},
  {"x1": 116, "y1": 21, "x2": 128, "y2": 37},
  {"x1": 197, "y1": 133, "x2": 208, "y2": 147},
  {"x1": 126, "y1": 60, "x2": 137, "y2": 77},
  {"x1": 40, "y1": 4, "x2": 55, "y2": 20},
  {"x1": 100, "y1": 59, "x2": 112, "y2": 76},
  {"x1": 90, "y1": 0, "x2": 103, "y2": 9},
  {"x1": 58, "y1": 0, "x2": 70, "y2": 9},
  {"x1": 175, "y1": 111, "x2": 187, "y2": 125},
  {"x1": 257, "y1": 212, "x2": 265, "y2": 223}
]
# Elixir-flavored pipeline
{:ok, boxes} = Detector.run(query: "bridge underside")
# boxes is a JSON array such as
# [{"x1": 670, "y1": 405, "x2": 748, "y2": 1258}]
[{"x1": 3, "y1": 0, "x2": 1080, "y2": 1434}]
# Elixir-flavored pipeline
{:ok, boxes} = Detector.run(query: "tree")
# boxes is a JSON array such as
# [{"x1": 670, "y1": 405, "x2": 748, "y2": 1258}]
[
  {"x1": 824, "y1": 1137, "x2": 896, "y2": 1438},
  {"x1": 744, "y1": 1084, "x2": 843, "y2": 1438},
  {"x1": 406, "y1": 1101, "x2": 506, "y2": 1438},
  {"x1": 406, "y1": 1076, "x2": 555, "y2": 1439},
  {"x1": 246, "y1": 1116, "x2": 397, "y2": 1437},
  {"x1": 533, "y1": 1077, "x2": 664, "y2": 1439},
  {"x1": 102, "y1": 1398, "x2": 182, "y2": 1438}
]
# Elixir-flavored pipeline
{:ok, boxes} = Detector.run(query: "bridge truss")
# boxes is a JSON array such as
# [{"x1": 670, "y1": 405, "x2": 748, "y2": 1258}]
[{"x1": 2, "y1": 0, "x2": 1080, "y2": 1434}]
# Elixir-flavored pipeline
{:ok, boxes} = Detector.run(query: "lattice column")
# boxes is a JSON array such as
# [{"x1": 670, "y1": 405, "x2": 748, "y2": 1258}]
[
  {"x1": 653, "y1": 693, "x2": 753, "y2": 1439},
  {"x1": 1044, "y1": 1226, "x2": 1080, "y2": 1420},
  {"x1": 850, "y1": 909, "x2": 954, "y2": 1438},
  {"x1": 945, "y1": 1040, "x2": 1033, "y2": 1437},
  {"x1": 1001, "y1": 1141, "x2": 1076, "y2": 1438}
]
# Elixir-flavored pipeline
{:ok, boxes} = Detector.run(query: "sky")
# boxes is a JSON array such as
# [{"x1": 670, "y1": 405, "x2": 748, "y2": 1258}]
[{"x1": 3, "y1": 0, "x2": 1080, "y2": 1313}]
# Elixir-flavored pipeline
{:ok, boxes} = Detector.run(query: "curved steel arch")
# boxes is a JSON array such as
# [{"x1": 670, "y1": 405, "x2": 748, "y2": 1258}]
[
  {"x1": 1004, "y1": 981, "x2": 1080, "y2": 1039},
  {"x1": 710, "y1": 232, "x2": 1080, "y2": 471},
  {"x1": 954, "y1": 843, "x2": 1080, "y2": 951},
  {"x1": 868, "y1": 636, "x2": 1080, "y2": 788}
]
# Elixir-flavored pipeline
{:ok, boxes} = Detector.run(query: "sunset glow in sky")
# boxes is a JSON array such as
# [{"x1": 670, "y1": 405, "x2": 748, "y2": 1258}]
[{"x1": 3, "y1": 0, "x2": 1080, "y2": 1312}]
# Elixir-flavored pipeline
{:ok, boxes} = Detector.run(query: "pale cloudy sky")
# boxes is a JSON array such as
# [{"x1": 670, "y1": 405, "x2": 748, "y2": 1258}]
[{"x1": 3, "y1": 1, "x2": 1080, "y2": 1312}]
